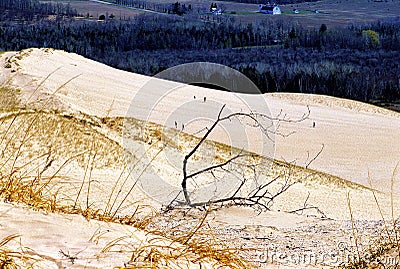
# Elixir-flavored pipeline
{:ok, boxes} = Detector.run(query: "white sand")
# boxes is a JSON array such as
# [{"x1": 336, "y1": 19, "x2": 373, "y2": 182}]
[
  {"x1": 0, "y1": 202, "x2": 210, "y2": 268},
  {"x1": 1, "y1": 48, "x2": 400, "y2": 268},
  {"x1": 3, "y1": 48, "x2": 399, "y2": 194}
]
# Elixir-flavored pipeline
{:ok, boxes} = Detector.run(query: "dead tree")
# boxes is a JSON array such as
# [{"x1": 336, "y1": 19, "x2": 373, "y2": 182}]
[{"x1": 177, "y1": 104, "x2": 310, "y2": 210}]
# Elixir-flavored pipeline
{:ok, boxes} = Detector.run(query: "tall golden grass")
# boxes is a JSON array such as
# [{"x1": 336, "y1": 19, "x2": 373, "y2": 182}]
[
  {"x1": 0, "y1": 234, "x2": 49, "y2": 268},
  {"x1": 341, "y1": 165, "x2": 400, "y2": 269},
  {"x1": 0, "y1": 79, "x2": 250, "y2": 268}
]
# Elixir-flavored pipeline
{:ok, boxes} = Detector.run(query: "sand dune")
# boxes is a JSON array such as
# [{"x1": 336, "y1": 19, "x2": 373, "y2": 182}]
[
  {"x1": 3, "y1": 48, "x2": 399, "y2": 193},
  {"x1": 1, "y1": 48, "x2": 400, "y2": 268},
  {"x1": 0, "y1": 202, "x2": 214, "y2": 268}
]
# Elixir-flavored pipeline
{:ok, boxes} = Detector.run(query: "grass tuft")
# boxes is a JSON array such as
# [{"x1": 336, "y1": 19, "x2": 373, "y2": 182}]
[
  {"x1": 340, "y1": 166, "x2": 400, "y2": 268},
  {"x1": 0, "y1": 79, "x2": 250, "y2": 268}
]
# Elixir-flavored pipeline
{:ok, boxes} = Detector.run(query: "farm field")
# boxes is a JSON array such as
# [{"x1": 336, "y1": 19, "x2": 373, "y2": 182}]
[
  {"x1": 278, "y1": 0, "x2": 400, "y2": 28},
  {"x1": 41, "y1": 0, "x2": 144, "y2": 19},
  {"x1": 192, "y1": 0, "x2": 400, "y2": 26},
  {"x1": 48, "y1": 0, "x2": 400, "y2": 28}
]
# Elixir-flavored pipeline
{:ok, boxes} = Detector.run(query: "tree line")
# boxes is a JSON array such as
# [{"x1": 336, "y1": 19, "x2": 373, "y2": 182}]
[
  {"x1": 0, "y1": 10, "x2": 399, "y2": 106},
  {"x1": 114, "y1": 0, "x2": 193, "y2": 15}
]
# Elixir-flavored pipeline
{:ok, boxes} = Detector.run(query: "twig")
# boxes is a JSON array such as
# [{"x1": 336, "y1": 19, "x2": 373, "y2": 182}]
[
  {"x1": 287, "y1": 192, "x2": 328, "y2": 219},
  {"x1": 347, "y1": 192, "x2": 361, "y2": 263},
  {"x1": 305, "y1": 143, "x2": 324, "y2": 169},
  {"x1": 59, "y1": 249, "x2": 77, "y2": 265}
]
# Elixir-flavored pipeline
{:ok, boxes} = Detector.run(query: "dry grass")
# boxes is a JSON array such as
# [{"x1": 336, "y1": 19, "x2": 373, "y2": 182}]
[
  {"x1": 340, "y1": 165, "x2": 400, "y2": 269},
  {"x1": 0, "y1": 234, "x2": 46, "y2": 268},
  {"x1": 0, "y1": 107, "x2": 154, "y2": 225},
  {"x1": 0, "y1": 87, "x2": 22, "y2": 112},
  {"x1": 0, "y1": 81, "x2": 252, "y2": 268},
  {"x1": 0, "y1": 234, "x2": 21, "y2": 268},
  {"x1": 102, "y1": 208, "x2": 252, "y2": 268},
  {"x1": 0, "y1": 71, "x2": 374, "y2": 268},
  {"x1": 120, "y1": 115, "x2": 364, "y2": 192}
]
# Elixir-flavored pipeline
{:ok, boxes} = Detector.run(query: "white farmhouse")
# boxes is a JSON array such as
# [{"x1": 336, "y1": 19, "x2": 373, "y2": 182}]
[{"x1": 259, "y1": 4, "x2": 281, "y2": 15}]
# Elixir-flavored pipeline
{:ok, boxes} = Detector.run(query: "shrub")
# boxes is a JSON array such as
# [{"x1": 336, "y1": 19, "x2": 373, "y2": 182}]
[{"x1": 362, "y1": 30, "x2": 380, "y2": 48}]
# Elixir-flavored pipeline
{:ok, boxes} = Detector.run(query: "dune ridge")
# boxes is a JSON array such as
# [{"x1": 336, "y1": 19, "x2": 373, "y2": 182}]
[{"x1": 1, "y1": 48, "x2": 400, "y2": 268}]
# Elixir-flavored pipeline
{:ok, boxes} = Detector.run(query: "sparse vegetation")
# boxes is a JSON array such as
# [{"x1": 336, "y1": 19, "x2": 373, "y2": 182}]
[
  {"x1": 0, "y1": 79, "x2": 256, "y2": 267},
  {"x1": 0, "y1": 87, "x2": 21, "y2": 111},
  {"x1": 0, "y1": 234, "x2": 40, "y2": 268},
  {"x1": 0, "y1": 71, "x2": 380, "y2": 268},
  {"x1": 173, "y1": 104, "x2": 309, "y2": 210},
  {"x1": 340, "y1": 167, "x2": 400, "y2": 269}
]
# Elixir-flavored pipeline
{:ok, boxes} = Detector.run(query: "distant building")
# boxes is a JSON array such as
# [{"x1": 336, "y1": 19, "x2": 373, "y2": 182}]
[
  {"x1": 212, "y1": 8, "x2": 222, "y2": 15},
  {"x1": 259, "y1": 4, "x2": 281, "y2": 15},
  {"x1": 210, "y1": 2, "x2": 222, "y2": 15}
]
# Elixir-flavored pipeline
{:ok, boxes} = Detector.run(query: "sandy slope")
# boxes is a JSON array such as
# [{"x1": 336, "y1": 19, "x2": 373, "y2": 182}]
[
  {"x1": 1, "y1": 48, "x2": 400, "y2": 268},
  {"x1": 2, "y1": 48, "x2": 399, "y2": 194},
  {"x1": 1, "y1": 48, "x2": 400, "y2": 212},
  {"x1": 0, "y1": 202, "x2": 210, "y2": 269}
]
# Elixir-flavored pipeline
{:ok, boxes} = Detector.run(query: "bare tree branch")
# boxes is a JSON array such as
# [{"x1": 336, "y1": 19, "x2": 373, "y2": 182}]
[
  {"x1": 182, "y1": 105, "x2": 228, "y2": 204},
  {"x1": 287, "y1": 191, "x2": 328, "y2": 219},
  {"x1": 177, "y1": 103, "x2": 310, "y2": 210},
  {"x1": 185, "y1": 153, "x2": 250, "y2": 180}
]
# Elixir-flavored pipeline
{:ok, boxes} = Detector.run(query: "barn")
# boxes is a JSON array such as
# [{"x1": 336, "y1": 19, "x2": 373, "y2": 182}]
[{"x1": 258, "y1": 4, "x2": 281, "y2": 15}]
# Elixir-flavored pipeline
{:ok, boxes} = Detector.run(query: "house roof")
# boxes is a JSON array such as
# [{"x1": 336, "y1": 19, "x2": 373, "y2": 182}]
[{"x1": 260, "y1": 5, "x2": 275, "y2": 11}]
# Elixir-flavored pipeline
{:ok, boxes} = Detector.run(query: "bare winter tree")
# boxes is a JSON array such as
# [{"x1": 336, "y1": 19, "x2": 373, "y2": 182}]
[{"x1": 172, "y1": 104, "x2": 310, "y2": 211}]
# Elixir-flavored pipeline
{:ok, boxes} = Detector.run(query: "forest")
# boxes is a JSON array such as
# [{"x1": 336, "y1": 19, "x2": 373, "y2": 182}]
[
  {"x1": 0, "y1": 0, "x2": 78, "y2": 21},
  {"x1": 113, "y1": 0, "x2": 193, "y2": 15},
  {"x1": 0, "y1": 0, "x2": 399, "y2": 107}
]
